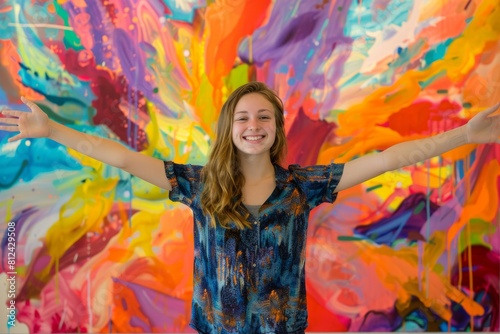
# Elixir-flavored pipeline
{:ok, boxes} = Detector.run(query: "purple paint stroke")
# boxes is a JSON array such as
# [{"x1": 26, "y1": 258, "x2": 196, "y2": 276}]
[
  {"x1": 113, "y1": 277, "x2": 188, "y2": 330},
  {"x1": 355, "y1": 307, "x2": 403, "y2": 332},
  {"x1": 238, "y1": 0, "x2": 354, "y2": 117},
  {"x1": 62, "y1": 1, "x2": 108, "y2": 66},
  {"x1": 426, "y1": 196, "x2": 462, "y2": 271},
  {"x1": 62, "y1": 1, "x2": 177, "y2": 117},
  {"x1": 1, "y1": 207, "x2": 37, "y2": 270},
  {"x1": 354, "y1": 193, "x2": 440, "y2": 246},
  {"x1": 422, "y1": 195, "x2": 462, "y2": 233},
  {"x1": 114, "y1": 28, "x2": 152, "y2": 97},
  {"x1": 130, "y1": 315, "x2": 151, "y2": 332}
]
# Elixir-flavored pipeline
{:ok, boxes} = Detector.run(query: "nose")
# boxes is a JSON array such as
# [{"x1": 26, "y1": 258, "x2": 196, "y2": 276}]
[{"x1": 248, "y1": 118, "x2": 260, "y2": 131}]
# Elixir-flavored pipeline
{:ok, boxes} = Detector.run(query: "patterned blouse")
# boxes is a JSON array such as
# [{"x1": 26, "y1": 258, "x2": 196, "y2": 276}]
[{"x1": 164, "y1": 161, "x2": 344, "y2": 334}]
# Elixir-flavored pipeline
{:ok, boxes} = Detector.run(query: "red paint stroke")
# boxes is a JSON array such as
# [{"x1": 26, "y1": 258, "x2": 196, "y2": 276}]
[
  {"x1": 285, "y1": 107, "x2": 335, "y2": 166},
  {"x1": 450, "y1": 245, "x2": 499, "y2": 331},
  {"x1": 386, "y1": 99, "x2": 466, "y2": 137},
  {"x1": 60, "y1": 49, "x2": 148, "y2": 150},
  {"x1": 306, "y1": 280, "x2": 351, "y2": 332}
]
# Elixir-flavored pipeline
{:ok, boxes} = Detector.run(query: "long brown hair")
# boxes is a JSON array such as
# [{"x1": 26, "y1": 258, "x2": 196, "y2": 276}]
[{"x1": 200, "y1": 82, "x2": 287, "y2": 229}]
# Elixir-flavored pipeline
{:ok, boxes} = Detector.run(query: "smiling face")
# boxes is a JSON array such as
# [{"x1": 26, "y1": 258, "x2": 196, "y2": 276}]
[{"x1": 232, "y1": 93, "x2": 277, "y2": 160}]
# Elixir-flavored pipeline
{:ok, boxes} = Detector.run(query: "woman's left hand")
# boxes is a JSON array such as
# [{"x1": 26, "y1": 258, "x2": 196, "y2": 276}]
[{"x1": 466, "y1": 103, "x2": 500, "y2": 144}]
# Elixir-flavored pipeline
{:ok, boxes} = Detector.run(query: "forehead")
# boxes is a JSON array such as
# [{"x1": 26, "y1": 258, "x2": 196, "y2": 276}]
[{"x1": 234, "y1": 93, "x2": 274, "y2": 112}]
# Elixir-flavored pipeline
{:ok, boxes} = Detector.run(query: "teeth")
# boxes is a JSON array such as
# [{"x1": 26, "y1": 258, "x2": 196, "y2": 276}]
[{"x1": 245, "y1": 136, "x2": 263, "y2": 141}]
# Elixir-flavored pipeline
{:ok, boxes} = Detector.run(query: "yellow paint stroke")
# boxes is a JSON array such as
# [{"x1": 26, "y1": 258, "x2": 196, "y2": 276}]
[
  {"x1": 156, "y1": 110, "x2": 209, "y2": 160},
  {"x1": 42, "y1": 173, "x2": 118, "y2": 279},
  {"x1": 362, "y1": 168, "x2": 413, "y2": 210}
]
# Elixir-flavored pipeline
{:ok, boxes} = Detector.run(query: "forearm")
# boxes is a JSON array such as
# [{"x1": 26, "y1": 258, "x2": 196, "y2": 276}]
[
  {"x1": 382, "y1": 125, "x2": 469, "y2": 171},
  {"x1": 48, "y1": 120, "x2": 172, "y2": 190},
  {"x1": 48, "y1": 120, "x2": 129, "y2": 168}
]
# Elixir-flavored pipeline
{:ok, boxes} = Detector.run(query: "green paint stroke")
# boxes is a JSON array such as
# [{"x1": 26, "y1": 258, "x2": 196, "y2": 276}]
[
  {"x1": 337, "y1": 236, "x2": 365, "y2": 241},
  {"x1": 366, "y1": 184, "x2": 383, "y2": 192},
  {"x1": 457, "y1": 218, "x2": 497, "y2": 252},
  {"x1": 54, "y1": 1, "x2": 84, "y2": 50},
  {"x1": 413, "y1": 202, "x2": 426, "y2": 215},
  {"x1": 225, "y1": 64, "x2": 250, "y2": 91},
  {"x1": 453, "y1": 299, "x2": 464, "y2": 311},
  {"x1": 418, "y1": 70, "x2": 446, "y2": 89}
]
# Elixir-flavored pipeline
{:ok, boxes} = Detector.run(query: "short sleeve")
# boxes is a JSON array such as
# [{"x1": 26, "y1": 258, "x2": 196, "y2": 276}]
[
  {"x1": 164, "y1": 161, "x2": 203, "y2": 207},
  {"x1": 289, "y1": 163, "x2": 344, "y2": 207}
]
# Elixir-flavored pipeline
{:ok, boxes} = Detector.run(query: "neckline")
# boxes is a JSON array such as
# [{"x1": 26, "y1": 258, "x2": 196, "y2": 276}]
[
  {"x1": 238, "y1": 164, "x2": 289, "y2": 219},
  {"x1": 244, "y1": 204, "x2": 261, "y2": 209}
]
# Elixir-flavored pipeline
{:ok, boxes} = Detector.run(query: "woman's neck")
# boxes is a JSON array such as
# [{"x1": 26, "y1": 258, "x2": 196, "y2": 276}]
[
  {"x1": 239, "y1": 154, "x2": 276, "y2": 206},
  {"x1": 238, "y1": 154, "x2": 275, "y2": 183}
]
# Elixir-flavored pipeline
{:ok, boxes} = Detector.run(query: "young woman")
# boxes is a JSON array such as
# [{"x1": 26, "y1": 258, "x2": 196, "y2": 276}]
[{"x1": 1, "y1": 82, "x2": 499, "y2": 333}]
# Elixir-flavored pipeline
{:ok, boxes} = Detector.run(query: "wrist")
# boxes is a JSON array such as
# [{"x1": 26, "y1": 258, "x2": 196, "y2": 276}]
[
  {"x1": 47, "y1": 119, "x2": 58, "y2": 140},
  {"x1": 441, "y1": 125, "x2": 468, "y2": 148}
]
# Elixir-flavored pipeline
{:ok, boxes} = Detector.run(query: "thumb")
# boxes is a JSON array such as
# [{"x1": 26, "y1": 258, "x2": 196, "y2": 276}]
[
  {"x1": 479, "y1": 102, "x2": 500, "y2": 118},
  {"x1": 8, "y1": 133, "x2": 25, "y2": 142},
  {"x1": 20, "y1": 97, "x2": 41, "y2": 113}
]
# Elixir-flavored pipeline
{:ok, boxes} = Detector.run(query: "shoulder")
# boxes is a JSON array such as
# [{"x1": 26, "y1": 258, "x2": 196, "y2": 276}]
[{"x1": 164, "y1": 161, "x2": 204, "y2": 178}]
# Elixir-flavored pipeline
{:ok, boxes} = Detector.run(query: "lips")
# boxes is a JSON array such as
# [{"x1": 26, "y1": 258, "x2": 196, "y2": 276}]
[{"x1": 243, "y1": 135, "x2": 264, "y2": 141}]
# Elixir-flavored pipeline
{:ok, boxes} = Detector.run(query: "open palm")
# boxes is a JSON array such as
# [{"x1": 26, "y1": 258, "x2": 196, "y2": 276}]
[{"x1": 0, "y1": 97, "x2": 50, "y2": 142}]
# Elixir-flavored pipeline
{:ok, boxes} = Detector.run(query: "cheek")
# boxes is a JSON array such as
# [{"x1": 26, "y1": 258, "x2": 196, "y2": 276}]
[
  {"x1": 270, "y1": 127, "x2": 277, "y2": 138},
  {"x1": 270, "y1": 129, "x2": 279, "y2": 144},
  {"x1": 231, "y1": 126, "x2": 240, "y2": 140}
]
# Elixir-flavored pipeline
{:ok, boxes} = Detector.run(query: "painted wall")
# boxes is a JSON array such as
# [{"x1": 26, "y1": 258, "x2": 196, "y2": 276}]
[{"x1": 0, "y1": 0, "x2": 499, "y2": 332}]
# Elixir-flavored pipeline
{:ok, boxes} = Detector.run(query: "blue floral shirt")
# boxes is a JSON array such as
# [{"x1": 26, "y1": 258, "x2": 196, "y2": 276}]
[{"x1": 164, "y1": 161, "x2": 344, "y2": 334}]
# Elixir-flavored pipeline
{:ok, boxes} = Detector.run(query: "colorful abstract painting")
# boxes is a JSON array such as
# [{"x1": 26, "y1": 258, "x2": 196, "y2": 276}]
[{"x1": 1, "y1": 0, "x2": 499, "y2": 332}]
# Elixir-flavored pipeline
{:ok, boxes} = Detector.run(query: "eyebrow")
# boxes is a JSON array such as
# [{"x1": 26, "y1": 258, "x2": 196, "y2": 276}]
[{"x1": 234, "y1": 109, "x2": 273, "y2": 114}]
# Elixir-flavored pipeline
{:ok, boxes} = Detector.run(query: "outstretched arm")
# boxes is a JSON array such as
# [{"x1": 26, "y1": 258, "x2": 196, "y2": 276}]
[
  {"x1": 0, "y1": 97, "x2": 172, "y2": 190},
  {"x1": 335, "y1": 103, "x2": 500, "y2": 193}
]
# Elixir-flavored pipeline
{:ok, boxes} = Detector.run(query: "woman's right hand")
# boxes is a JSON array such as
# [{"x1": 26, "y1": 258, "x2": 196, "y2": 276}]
[{"x1": 0, "y1": 97, "x2": 51, "y2": 142}]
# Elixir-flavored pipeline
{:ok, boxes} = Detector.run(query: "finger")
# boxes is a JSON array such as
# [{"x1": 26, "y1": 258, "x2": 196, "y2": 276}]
[
  {"x1": 0, "y1": 117, "x2": 20, "y2": 125},
  {"x1": 0, "y1": 125, "x2": 19, "y2": 132},
  {"x1": 1, "y1": 109, "x2": 25, "y2": 118},
  {"x1": 20, "y1": 96, "x2": 33, "y2": 105},
  {"x1": 7, "y1": 134, "x2": 24, "y2": 142},
  {"x1": 20, "y1": 97, "x2": 41, "y2": 113},
  {"x1": 488, "y1": 114, "x2": 500, "y2": 122},
  {"x1": 481, "y1": 102, "x2": 500, "y2": 117}
]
